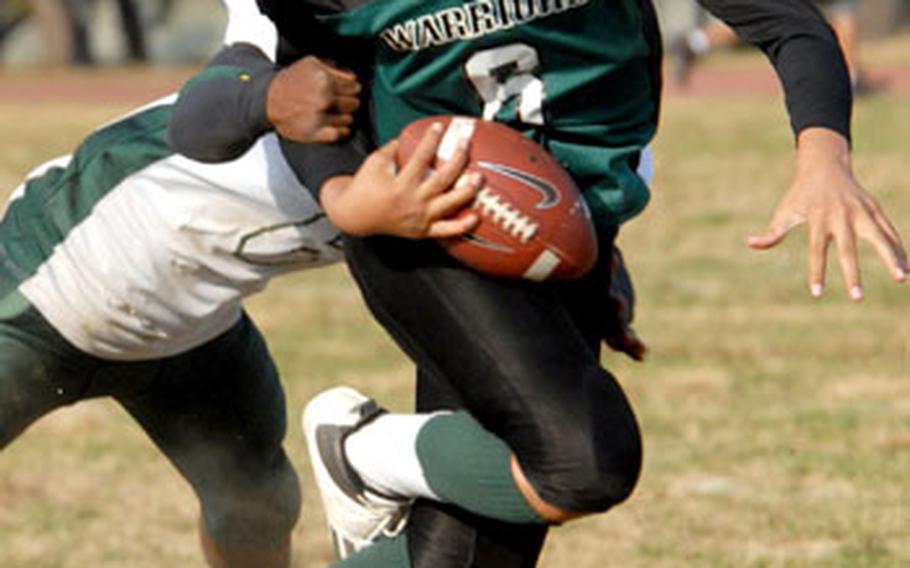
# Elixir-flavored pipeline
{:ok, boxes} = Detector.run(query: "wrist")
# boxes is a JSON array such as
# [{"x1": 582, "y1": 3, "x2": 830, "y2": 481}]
[
  {"x1": 246, "y1": 68, "x2": 276, "y2": 134},
  {"x1": 796, "y1": 127, "x2": 851, "y2": 173},
  {"x1": 265, "y1": 70, "x2": 289, "y2": 131},
  {"x1": 320, "y1": 176, "x2": 373, "y2": 236}
]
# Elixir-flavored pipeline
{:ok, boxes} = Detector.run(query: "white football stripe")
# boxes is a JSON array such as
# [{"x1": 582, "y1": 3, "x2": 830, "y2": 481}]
[
  {"x1": 437, "y1": 117, "x2": 477, "y2": 161},
  {"x1": 523, "y1": 250, "x2": 560, "y2": 281}
]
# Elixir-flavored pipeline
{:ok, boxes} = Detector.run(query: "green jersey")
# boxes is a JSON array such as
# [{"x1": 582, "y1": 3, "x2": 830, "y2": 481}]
[{"x1": 317, "y1": 0, "x2": 661, "y2": 227}]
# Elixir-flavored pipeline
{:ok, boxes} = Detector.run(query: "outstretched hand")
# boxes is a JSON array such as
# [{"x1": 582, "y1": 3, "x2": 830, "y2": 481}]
[
  {"x1": 320, "y1": 122, "x2": 483, "y2": 238},
  {"x1": 266, "y1": 56, "x2": 362, "y2": 143},
  {"x1": 748, "y1": 127, "x2": 907, "y2": 301}
]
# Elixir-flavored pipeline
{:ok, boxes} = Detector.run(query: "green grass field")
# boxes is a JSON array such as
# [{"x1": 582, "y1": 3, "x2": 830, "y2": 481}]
[{"x1": 0, "y1": 58, "x2": 908, "y2": 567}]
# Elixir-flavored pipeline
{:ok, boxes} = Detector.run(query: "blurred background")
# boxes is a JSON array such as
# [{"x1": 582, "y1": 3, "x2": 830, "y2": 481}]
[
  {"x1": 0, "y1": 2, "x2": 908, "y2": 567},
  {"x1": 655, "y1": 0, "x2": 910, "y2": 42},
  {"x1": 0, "y1": 0, "x2": 907, "y2": 67},
  {"x1": 0, "y1": 0, "x2": 224, "y2": 66}
]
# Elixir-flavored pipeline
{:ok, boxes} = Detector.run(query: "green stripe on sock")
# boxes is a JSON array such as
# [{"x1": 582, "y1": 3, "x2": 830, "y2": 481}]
[
  {"x1": 332, "y1": 533, "x2": 410, "y2": 568},
  {"x1": 415, "y1": 411, "x2": 543, "y2": 524}
]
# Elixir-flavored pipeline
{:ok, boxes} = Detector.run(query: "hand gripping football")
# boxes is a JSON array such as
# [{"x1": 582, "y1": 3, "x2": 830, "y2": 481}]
[{"x1": 397, "y1": 116, "x2": 598, "y2": 281}]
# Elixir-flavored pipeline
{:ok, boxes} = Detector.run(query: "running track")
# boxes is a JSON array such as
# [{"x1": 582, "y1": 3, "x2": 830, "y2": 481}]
[{"x1": 1, "y1": 62, "x2": 908, "y2": 104}]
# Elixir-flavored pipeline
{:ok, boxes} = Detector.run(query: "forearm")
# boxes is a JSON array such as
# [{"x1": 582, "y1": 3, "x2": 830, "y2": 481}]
[
  {"x1": 277, "y1": 129, "x2": 372, "y2": 204},
  {"x1": 700, "y1": 0, "x2": 852, "y2": 140}
]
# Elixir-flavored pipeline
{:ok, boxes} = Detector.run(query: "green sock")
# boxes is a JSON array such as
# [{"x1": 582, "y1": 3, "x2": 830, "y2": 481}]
[
  {"x1": 331, "y1": 533, "x2": 410, "y2": 568},
  {"x1": 415, "y1": 411, "x2": 543, "y2": 524}
]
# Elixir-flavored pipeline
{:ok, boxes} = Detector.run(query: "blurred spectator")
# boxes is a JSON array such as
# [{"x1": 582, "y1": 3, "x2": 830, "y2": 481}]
[
  {"x1": 672, "y1": 1, "x2": 876, "y2": 95},
  {"x1": 61, "y1": 0, "x2": 149, "y2": 64},
  {"x1": 0, "y1": 0, "x2": 30, "y2": 46},
  {"x1": 1, "y1": 0, "x2": 150, "y2": 65},
  {"x1": 26, "y1": 0, "x2": 74, "y2": 65},
  {"x1": 819, "y1": 0, "x2": 863, "y2": 85}
]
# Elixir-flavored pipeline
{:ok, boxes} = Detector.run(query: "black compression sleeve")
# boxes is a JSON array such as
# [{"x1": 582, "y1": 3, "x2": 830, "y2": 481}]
[
  {"x1": 278, "y1": 130, "x2": 372, "y2": 202},
  {"x1": 699, "y1": 0, "x2": 852, "y2": 141},
  {"x1": 167, "y1": 38, "x2": 373, "y2": 202},
  {"x1": 168, "y1": 43, "x2": 276, "y2": 163}
]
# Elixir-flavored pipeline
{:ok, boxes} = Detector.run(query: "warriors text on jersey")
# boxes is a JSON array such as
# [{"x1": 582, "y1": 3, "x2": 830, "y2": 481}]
[
  {"x1": 0, "y1": 96, "x2": 341, "y2": 361},
  {"x1": 376, "y1": 0, "x2": 594, "y2": 52}
]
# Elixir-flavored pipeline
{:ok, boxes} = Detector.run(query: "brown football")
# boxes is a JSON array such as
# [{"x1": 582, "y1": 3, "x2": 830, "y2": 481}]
[{"x1": 397, "y1": 116, "x2": 598, "y2": 281}]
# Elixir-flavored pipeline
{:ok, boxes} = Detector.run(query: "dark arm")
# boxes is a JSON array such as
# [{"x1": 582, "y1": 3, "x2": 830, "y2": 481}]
[
  {"x1": 168, "y1": 42, "x2": 276, "y2": 163},
  {"x1": 169, "y1": 1, "x2": 374, "y2": 201},
  {"x1": 168, "y1": 43, "x2": 370, "y2": 201},
  {"x1": 699, "y1": 0, "x2": 852, "y2": 140}
]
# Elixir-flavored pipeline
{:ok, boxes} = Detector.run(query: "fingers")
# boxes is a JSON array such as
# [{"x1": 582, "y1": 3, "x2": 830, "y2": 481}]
[
  {"x1": 864, "y1": 194, "x2": 903, "y2": 247},
  {"x1": 308, "y1": 125, "x2": 351, "y2": 144},
  {"x1": 399, "y1": 122, "x2": 446, "y2": 183},
  {"x1": 859, "y1": 219, "x2": 908, "y2": 283},
  {"x1": 307, "y1": 113, "x2": 354, "y2": 131},
  {"x1": 832, "y1": 224, "x2": 863, "y2": 302},
  {"x1": 366, "y1": 140, "x2": 401, "y2": 176},
  {"x1": 314, "y1": 58, "x2": 361, "y2": 95},
  {"x1": 328, "y1": 69, "x2": 361, "y2": 95},
  {"x1": 374, "y1": 139, "x2": 400, "y2": 162},
  {"x1": 317, "y1": 95, "x2": 359, "y2": 134},
  {"x1": 313, "y1": 65, "x2": 360, "y2": 114},
  {"x1": 412, "y1": 172, "x2": 482, "y2": 239},
  {"x1": 807, "y1": 219, "x2": 830, "y2": 298},
  {"x1": 301, "y1": 113, "x2": 357, "y2": 143},
  {"x1": 427, "y1": 136, "x2": 471, "y2": 194},
  {"x1": 303, "y1": 56, "x2": 361, "y2": 95},
  {"x1": 333, "y1": 94, "x2": 361, "y2": 115},
  {"x1": 830, "y1": 198, "x2": 907, "y2": 301},
  {"x1": 427, "y1": 172, "x2": 482, "y2": 218},
  {"x1": 399, "y1": 121, "x2": 474, "y2": 190},
  {"x1": 427, "y1": 214, "x2": 480, "y2": 239},
  {"x1": 806, "y1": 207, "x2": 905, "y2": 301},
  {"x1": 859, "y1": 196, "x2": 908, "y2": 281}
]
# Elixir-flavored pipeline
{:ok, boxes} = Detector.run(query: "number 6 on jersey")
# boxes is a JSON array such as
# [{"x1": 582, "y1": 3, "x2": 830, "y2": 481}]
[{"x1": 465, "y1": 43, "x2": 545, "y2": 125}]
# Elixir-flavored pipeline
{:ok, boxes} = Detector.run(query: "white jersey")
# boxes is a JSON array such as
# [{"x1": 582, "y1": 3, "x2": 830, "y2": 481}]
[
  {"x1": 221, "y1": 0, "x2": 279, "y2": 58},
  {"x1": 4, "y1": 97, "x2": 342, "y2": 361}
]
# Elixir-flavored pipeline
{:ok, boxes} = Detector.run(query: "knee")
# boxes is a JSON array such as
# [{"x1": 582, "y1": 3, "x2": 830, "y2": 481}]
[
  {"x1": 524, "y1": 420, "x2": 642, "y2": 515},
  {"x1": 571, "y1": 441, "x2": 642, "y2": 513},
  {"x1": 201, "y1": 451, "x2": 302, "y2": 549},
  {"x1": 531, "y1": 438, "x2": 641, "y2": 514}
]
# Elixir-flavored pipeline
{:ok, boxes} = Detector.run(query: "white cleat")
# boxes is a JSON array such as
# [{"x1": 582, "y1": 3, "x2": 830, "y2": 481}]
[{"x1": 303, "y1": 386, "x2": 410, "y2": 559}]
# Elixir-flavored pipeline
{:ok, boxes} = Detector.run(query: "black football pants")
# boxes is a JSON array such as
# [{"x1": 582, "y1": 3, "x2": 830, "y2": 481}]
[
  {"x1": 0, "y1": 298, "x2": 300, "y2": 552},
  {"x1": 343, "y1": 233, "x2": 643, "y2": 567}
]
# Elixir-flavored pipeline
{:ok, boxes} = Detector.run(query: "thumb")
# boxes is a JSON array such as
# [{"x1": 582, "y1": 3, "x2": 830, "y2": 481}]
[
  {"x1": 748, "y1": 227, "x2": 789, "y2": 250},
  {"x1": 748, "y1": 213, "x2": 803, "y2": 250}
]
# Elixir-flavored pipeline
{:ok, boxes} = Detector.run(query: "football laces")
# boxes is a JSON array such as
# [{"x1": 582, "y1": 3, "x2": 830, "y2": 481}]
[{"x1": 473, "y1": 188, "x2": 539, "y2": 243}]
